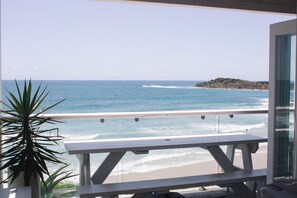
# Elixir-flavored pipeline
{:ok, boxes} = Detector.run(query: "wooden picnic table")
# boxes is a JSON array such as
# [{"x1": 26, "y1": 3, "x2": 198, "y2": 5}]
[{"x1": 64, "y1": 132, "x2": 267, "y2": 198}]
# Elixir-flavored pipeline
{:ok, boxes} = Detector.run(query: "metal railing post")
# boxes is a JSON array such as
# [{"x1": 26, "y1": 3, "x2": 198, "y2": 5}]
[{"x1": 217, "y1": 115, "x2": 220, "y2": 133}]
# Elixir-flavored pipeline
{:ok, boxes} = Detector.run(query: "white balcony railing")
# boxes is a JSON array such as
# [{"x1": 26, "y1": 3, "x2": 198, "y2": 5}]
[
  {"x1": 1, "y1": 108, "x2": 270, "y2": 138},
  {"x1": 43, "y1": 108, "x2": 268, "y2": 120},
  {"x1": 1, "y1": 108, "x2": 269, "y2": 136}
]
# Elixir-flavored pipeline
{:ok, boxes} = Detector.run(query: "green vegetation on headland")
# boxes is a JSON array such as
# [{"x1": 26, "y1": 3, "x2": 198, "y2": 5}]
[{"x1": 195, "y1": 78, "x2": 269, "y2": 90}]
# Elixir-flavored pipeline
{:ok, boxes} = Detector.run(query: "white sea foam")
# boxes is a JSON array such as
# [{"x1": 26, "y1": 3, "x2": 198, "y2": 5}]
[
  {"x1": 258, "y1": 98, "x2": 268, "y2": 109},
  {"x1": 217, "y1": 123, "x2": 266, "y2": 133},
  {"x1": 63, "y1": 133, "x2": 99, "y2": 140},
  {"x1": 186, "y1": 122, "x2": 266, "y2": 133},
  {"x1": 131, "y1": 121, "x2": 267, "y2": 137},
  {"x1": 118, "y1": 150, "x2": 211, "y2": 174},
  {"x1": 142, "y1": 85, "x2": 197, "y2": 89}
]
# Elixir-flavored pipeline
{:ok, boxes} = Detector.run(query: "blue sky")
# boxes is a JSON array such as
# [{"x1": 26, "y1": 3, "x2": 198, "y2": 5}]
[{"x1": 2, "y1": 0, "x2": 295, "y2": 81}]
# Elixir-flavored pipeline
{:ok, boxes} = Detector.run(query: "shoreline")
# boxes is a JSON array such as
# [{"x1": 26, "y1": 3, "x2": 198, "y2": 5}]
[
  {"x1": 143, "y1": 85, "x2": 268, "y2": 92},
  {"x1": 195, "y1": 86, "x2": 268, "y2": 92}
]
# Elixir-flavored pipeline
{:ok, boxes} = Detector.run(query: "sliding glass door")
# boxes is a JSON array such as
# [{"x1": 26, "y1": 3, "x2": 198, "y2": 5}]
[{"x1": 268, "y1": 19, "x2": 296, "y2": 184}]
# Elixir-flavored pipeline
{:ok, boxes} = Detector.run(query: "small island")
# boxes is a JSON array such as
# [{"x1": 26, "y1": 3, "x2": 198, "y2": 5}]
[{"x1": 195, "y1": 78, "x2": 269, "y2": 90}]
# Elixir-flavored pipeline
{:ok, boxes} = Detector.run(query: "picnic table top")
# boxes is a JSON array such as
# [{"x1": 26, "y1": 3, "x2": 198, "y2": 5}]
[{"x1": 64, "y1": 132, "x2": 267, "y2": 154}]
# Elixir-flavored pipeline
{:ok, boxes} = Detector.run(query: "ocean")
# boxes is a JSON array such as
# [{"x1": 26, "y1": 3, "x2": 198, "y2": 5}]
[{"x1": 2, "y1": 80, "x2": 269, "y2": 179}]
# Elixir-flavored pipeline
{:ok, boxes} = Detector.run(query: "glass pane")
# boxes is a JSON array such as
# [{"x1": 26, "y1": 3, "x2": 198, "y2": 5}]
[{"x1": 274, "y1": 34, "x2": 296, "y2": 181}]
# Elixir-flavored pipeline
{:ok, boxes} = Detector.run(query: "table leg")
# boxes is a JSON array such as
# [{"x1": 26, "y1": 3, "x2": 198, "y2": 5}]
[
  {"x1": 77, "y1": 154, "x2": 91, "y2": 186},
  {"x1": 241, "y1": 144, "x2": 256, "y2": 191},
  {"x1": 207, "y1": 146, "x2": 236, "y2": 172},
  {"x1": 207, "y1": 146, "x2": 254, "y2": 198},
  {"x1": 92, "y1": 152, "x2": 126, "y2": 184},
  {"x1": 226, "y1": 145, "x2": 235, "y2": 192},
  {"x1": 241, "y1": 144, "x2": 253, "y2": 170},
  {"x1": 226, "y1": 145, "x2": 235, "y2": 164}
]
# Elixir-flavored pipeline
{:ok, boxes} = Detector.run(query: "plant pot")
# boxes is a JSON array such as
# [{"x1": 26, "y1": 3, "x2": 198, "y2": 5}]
[{"x1": 8, "y1": 169, "x2": 41, "y2": 198}]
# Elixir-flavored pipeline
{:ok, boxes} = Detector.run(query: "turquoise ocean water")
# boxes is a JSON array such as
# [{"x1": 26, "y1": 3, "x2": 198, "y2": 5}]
[{"x1": 2, "y1": 80, "x2": 269, "y2": 177}]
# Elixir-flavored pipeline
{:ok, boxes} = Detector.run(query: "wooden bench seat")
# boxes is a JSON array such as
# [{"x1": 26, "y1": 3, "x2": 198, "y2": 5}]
[{"x1": 77, "y1": 168, "x2": 266, "y2": 198}]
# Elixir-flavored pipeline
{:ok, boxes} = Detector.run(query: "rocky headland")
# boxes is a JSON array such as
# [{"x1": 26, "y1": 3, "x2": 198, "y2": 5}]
[{"x1": 195, "y1": 78, "x2": 268, "y2": 90}]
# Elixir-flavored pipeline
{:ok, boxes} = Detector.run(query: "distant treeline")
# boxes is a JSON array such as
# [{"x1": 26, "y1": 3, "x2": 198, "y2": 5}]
[{"x1": 195, "y1": 78, "x2": 269, "y2": 90}]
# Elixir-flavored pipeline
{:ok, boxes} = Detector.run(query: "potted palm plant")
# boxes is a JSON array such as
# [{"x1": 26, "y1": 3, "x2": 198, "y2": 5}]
[{"x1": 0, "y1": 80, "x2": 65, "y2": 198}]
